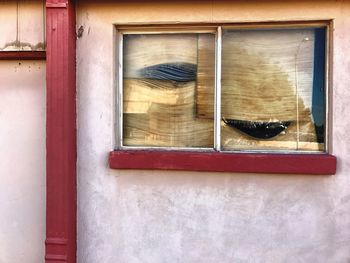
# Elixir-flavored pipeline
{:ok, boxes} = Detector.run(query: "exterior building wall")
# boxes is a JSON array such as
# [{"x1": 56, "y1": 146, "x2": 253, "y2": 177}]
[
  {"x1": 0, "y1": 2, "x2": 46, "y2": 262},
  {"x1": 76, "y1": 1, "x2": 350, "y2": 262},
  {"x1": 0, "y1": 60, "x2": 46, "y2": 263},
  {"x1": 0, "y1": 0, "x2": 45, "y2": 51}
]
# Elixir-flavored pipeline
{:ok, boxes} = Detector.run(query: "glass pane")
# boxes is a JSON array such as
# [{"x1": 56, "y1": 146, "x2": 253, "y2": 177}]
[
  {"x1": 221, "y1": 27, "x2": 326, "y2": 151},
  {"x1": 123, "y1": 33, "x2": 215, "y2": 148}
]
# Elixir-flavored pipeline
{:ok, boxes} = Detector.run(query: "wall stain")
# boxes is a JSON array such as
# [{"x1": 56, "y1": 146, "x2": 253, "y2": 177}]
[
  {"x1": 0, "y1": 40, "x2": 45, "y2": 51},
  {"x1": 77, "y1": 26, "x2": 84, "y2": 39}
]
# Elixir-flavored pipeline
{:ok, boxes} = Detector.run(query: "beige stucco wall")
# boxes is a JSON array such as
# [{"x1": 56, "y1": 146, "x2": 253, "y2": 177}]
[
  {"x1": 0, "y1": 0, "x2": 45, "y2": 51},
  {"x1": 76, "y1": 1, "x2": 350, "y2": 262},
  {"x1": 0, "y1": 60, "x2": 46, "y2": 263},
  {"x1": 0, "y1": 2, "x2": 46, "y2": 262}
]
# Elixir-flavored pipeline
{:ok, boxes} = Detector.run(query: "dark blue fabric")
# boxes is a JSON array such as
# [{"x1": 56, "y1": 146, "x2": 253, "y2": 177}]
[{"x1": 139, "y1": 62, "x2": 197, "y2": 82}]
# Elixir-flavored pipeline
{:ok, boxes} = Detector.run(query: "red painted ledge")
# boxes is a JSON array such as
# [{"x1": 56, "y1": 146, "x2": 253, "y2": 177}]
[
  {"x1": 109, "y1": 150, "x2": 337, "y2": 175},
  {"x1": 0, "y1": 51, "x2": 46, "y2": 60}
]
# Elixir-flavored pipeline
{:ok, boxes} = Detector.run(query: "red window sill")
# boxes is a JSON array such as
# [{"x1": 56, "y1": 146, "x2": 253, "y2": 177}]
[
  {"x1": 109, "y1": 150, "x2": 336, "y2": 175},
  {"x1": 0, "y1": 51, "x2": 46, "y2": 60}
]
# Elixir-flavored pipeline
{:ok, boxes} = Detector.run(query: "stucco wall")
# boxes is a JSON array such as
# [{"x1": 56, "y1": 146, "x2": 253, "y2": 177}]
[
  {"x1": 0, "y1": 0, "x2": 45, "y2": 51},
  {"x1": 0, "y1": 60, "x2": 46, "y2": 263},
  {"x1": 76, "y1": 1, "x2": 350, "y2": 262}
]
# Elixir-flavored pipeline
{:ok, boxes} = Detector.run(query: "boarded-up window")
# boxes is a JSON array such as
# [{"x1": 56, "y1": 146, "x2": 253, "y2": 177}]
[{"x1": 118, "y1": 25, "x2": 327, "y2": 152}]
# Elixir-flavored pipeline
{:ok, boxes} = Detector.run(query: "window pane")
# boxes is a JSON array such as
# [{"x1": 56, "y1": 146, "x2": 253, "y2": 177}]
[
  {"x1": 123, "y1": 33, "x2": 215, "y2": 148},
  {"x1": 221, "y1": 28, "x2": 326, "y2": 151}
]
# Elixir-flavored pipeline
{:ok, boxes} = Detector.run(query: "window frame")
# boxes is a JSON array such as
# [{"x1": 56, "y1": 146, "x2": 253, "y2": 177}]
[
  {"x1": 116, "y1": 27, "x2": 219, "y2": 152},
  {"x1": 111, "y1": 21, "x2": 336, "y2": 174}
]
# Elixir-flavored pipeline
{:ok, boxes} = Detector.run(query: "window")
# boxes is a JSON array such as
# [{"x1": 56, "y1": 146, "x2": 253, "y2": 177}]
[
  {"x1": 111, "y1": 22, "x2": 336, "y2": 174},
  {"x1": 117, "y1": 23, "x2": 328, "y2": 153},
  {"x1": 121, "y1": 31, "x2": 216, "y2": 149}
]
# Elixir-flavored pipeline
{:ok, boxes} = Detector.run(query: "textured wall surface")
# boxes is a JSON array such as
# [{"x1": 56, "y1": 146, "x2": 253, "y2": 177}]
[
  {"x1": 0, "y1": 0, "x2": 45, "y2": 51},
  {"x1": 76, "y1": 1, "x2": 350, "y2": 262},
  {"x1": 0, "y1": 61, "x2": 46, "y2": 263}
]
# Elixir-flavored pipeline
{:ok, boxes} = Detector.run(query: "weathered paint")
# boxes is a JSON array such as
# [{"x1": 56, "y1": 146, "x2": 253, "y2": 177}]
[
  {"x1": 0, "y1": 51, "x2": 45, "y2": 60},
  {"x1": 76, "y1": 1, "x2": 350, "y2": 262},
  {"x1": 0, "y1": 0, "x2": 45, "y2": 51},
  {"x1": 45, "y1": 0, "x2": 76, "y2": 262},
  {"x1": 0, "y1": 60, "x2": 46, "y2": 263},
  {"x1": 109, "y1": 151, "x2": 336, "y2": 175}
]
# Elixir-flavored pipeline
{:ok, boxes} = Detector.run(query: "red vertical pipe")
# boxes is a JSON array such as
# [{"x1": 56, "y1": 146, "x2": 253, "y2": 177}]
[{"x1": 45, "y1": 0, "x2": 76, "y2": 262}]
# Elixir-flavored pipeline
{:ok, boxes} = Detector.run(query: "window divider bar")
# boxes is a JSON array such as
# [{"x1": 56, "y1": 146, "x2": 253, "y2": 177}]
[{"x1": 214, "y1": 26, "x2": 222, "y2": 151}]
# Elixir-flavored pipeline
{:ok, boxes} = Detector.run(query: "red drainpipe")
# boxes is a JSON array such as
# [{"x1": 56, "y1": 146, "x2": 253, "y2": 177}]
[{"x1": 45, "y1": 0, "x2": 76, "y2": 262}]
